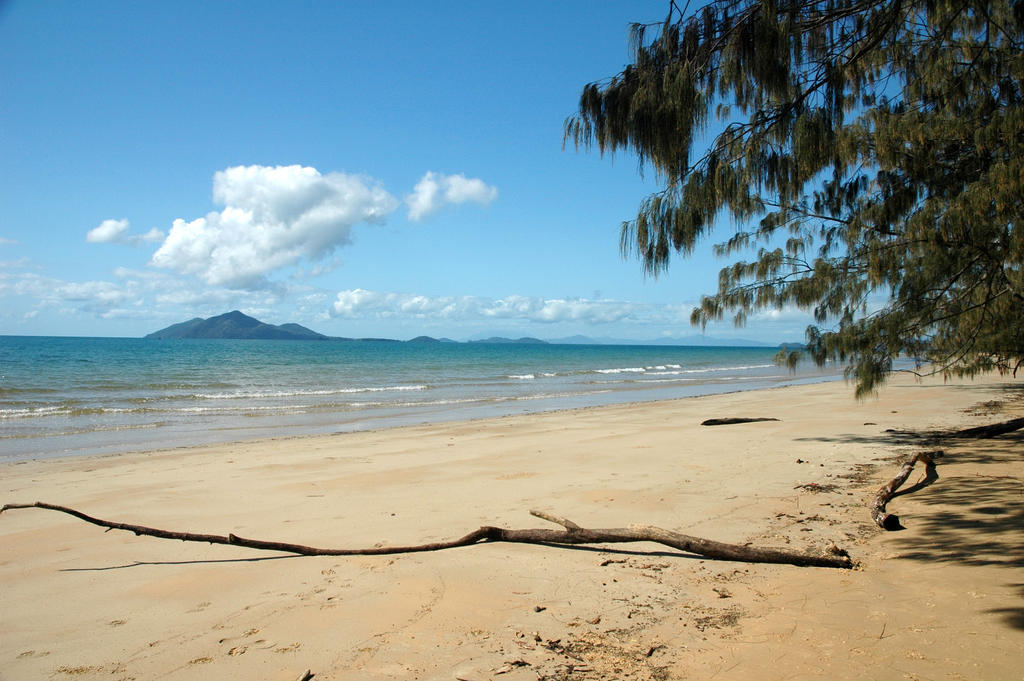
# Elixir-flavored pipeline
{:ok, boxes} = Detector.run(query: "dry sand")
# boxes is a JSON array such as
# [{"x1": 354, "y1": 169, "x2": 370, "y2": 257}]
[{"x1": 2, "y1": 372, "x2": 1022, "y2": 681}]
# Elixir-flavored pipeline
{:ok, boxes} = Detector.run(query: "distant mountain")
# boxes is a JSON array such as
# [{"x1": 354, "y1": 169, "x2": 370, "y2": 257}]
[
  {"x1": 468, "y1": 336, "x2": 549, "y2": 345},
  {"x1": 145, "y1": 317, "x2": 206, "y2": 339},
  {"x1": 276, "y1": 322, "x2": 331, "y2": 340},
  {"x1": 551, "y1": 334, "x2": 603, "y2": 345},
  {"x1": 145, "y1": 311, "x2": 333, "y2": 340}
]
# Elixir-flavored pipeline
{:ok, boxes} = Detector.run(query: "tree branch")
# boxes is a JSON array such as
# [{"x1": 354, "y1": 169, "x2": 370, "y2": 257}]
[
  {"x1": 0, "y1": 502, "x2": 852, "y2": 569},
  {"x1": 871, "y1": 450, "x2": 940, "y2": 530},
  {"x1": 951, "y1": 416, "x2": 1024, "y2": 439}
]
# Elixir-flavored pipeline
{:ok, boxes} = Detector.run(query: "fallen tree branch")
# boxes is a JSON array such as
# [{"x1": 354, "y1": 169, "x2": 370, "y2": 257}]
[
  {"x1": 951, "y1": 416, "x2": 1024, "y2": 439},
  {"x1": 701, "y1": 417, "x2": 780, "y2": 426},
  {"x1": 0, "y1": 502, "x2": 852, "y2": 569},
  {"x1": 871, "y1": 451, "x2": 940, "y2": 530}
]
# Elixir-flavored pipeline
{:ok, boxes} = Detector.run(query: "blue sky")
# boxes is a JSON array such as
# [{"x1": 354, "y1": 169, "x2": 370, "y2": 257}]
[{"x1": 0, "y1": 0, "x2": 811, "y2": 342}]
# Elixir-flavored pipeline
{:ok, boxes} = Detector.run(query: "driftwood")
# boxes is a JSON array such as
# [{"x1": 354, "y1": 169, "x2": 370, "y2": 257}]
[
  {"x1": 870, "y1": 414, "x2": 1024, "y2": 529},
  {"x1": 701, "y1": 417, "x2": 780, "y2": 426},
  {"x1": 871, "y1": 451, "x2": 940, "y2": 530},
  {"x1": 0, "y1": 502, "x2": 852, "y2": 569},
  {"x1": 952, "y1": 416, "x2": 1024, "y2": 439}
]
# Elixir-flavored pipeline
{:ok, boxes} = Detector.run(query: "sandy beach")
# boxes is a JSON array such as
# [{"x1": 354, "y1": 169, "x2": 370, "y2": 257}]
[{"x1": 2, "y1": 372, "x2": 1022, "y2": 681}]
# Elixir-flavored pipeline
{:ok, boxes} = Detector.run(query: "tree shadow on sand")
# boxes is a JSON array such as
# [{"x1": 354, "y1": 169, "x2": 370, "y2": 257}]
[
  {"x1": 886, "y1": 442, "x2": 1023, "y2": 570},
  {"x1": 839, "y1": 411, "x2": 1024, "y2": 566},
  {"x1": 985, "y1": 583, "x2": 1024, "y2": 631},
  {"x1": 875, "y1": 430, "x2": 1023, "y2": 630},
  {"x1": 794, "y1": 383, "x2": 1024, "y2": 630},
  {"x1": 794, "y1": 383, "x2": 1024, "y2": 447}
]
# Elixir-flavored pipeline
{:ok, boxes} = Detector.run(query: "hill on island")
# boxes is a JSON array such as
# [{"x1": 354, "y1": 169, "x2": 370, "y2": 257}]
[
  {"x1": 145, "y1": 311, "x2": 332, "y2": 340},
  {"x1": 468, "y1": 336, "x2": 548, "y2": 344}
]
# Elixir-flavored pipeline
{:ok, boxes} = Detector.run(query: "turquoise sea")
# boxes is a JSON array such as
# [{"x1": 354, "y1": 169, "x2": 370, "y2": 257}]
[{"x1": 0, "y1": 336, "x2": 842, "y2": 462}]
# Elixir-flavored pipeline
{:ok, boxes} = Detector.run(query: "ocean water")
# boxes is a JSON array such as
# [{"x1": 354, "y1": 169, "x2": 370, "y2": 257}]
[{"x1": 0, "y1": 336, "x2": 842, "y2": 462}]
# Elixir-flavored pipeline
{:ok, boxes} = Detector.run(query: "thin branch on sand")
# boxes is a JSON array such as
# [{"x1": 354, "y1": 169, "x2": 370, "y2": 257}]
[{"x1": 1, "y1": 502, "x2": 852, "y2": 569}]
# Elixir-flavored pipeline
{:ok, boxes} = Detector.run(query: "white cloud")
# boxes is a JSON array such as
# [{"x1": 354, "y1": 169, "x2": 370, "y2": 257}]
[
  {"x1": 87, "y1": 218, "x2": 165, "y2": 245},
  {"x1": 58, "y1": 280, "x2": 135, "y2": 305},
  {"x1": 750, "y1": 306, "x2": 810, "y2": 322},
  {"x1": 109, "y1": 266, "x2": 288, "y2": 312},
  {"x1": 406, "y1": 172, "x2": 498, "y2": 221},
  {"x1": 150, "y1": 165, "x2": 399, "y2": 288},
  {"x1": 86, "y1": 218, "x2": 131, "y2": 243},
  {"x1": 138, "y1": 228, "x2": 165, "y2": 243},
  {"x1": 331, "y1": 288, "x2": 645, "y2": 325},
  {"x1": 3, "y1": 262, "x2": 312, "y2": 329},
  {"x1": 0, "y1": 236, "x2": 17, "y2": 246},
  {"x1": 7, "y1": 271, "x2": 143, "y2": 315}
]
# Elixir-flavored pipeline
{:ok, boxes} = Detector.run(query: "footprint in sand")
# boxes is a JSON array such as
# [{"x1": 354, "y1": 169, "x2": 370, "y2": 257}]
[
  {"x1": 56, "y1": 663, "x2": 121, "y2": 674},
  {"x1": 17, "y1": 650, "x2": 50, "y2": 659}
]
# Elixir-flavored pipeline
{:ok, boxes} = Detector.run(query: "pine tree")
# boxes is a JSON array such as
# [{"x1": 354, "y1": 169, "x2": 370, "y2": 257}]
[{"x1": 566, "y1": 0, "x2": 1024, "y2": 396}]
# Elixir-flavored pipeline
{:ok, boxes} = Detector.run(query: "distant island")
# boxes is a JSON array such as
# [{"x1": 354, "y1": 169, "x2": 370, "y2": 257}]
[
  {"x1": 145, "y1": 311, "x2": 336, "y2": 341},
  {"x1": 145, "y1": 312, "x2": 548, "y2": 344},
  {"x1": 145, "y1": 311, "x2": 798, "y2": 347},
  {"x1": 468, "y1": 336, "x2": 547, "y2": 345}
]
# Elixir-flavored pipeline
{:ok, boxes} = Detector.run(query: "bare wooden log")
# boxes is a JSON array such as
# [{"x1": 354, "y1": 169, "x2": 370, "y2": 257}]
[
  {"x1": 952, "y1": 416, "x2": 1024, "y2": 439},
  {"x1": 0, "y1": 502, "x2": 852, "y2": 569},
  {"x1": 871, "y1": 451, "x2": 940, "y2": 530},
  {"x1": 701, "y1": 417, "x2": 780, "y2": 426}
]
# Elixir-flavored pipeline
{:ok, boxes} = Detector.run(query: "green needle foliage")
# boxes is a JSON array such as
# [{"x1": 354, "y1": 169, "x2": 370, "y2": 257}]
[{"x1": 566, "y1": 0, "x2": 1024, "y2": 396}]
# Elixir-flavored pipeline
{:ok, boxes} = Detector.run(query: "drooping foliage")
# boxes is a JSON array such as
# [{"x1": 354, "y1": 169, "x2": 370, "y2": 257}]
[{"x1": 565, "y1": 0, "x2": 1024, "y2": 396}]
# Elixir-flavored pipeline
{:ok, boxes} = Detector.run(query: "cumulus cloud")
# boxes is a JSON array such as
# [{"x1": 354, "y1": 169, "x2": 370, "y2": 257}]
[
  {"x1": 87, "y1": 218, "x2": 164, "y2": 245},
  {"x1": 109, "y1": 266, "x2": 293, "y2": 314},
  {"x1": 86, "y1": 218, "x2": 130, "y2": 243},
  {"x1": 139, "y1": 228, "x2": 164, "y2": 242},
  {"x1": 150, "y1": 165, "x2": 399, "y2": 288},
  {"x1": 6, "y1": 270, "x2": 143, "y2": 316},
  {"x1": 331, "y1": 289, "x2": 643, "y2": 325},
  {"x1": 406, "y1": 172, "x2": 498, "y2": 221}
]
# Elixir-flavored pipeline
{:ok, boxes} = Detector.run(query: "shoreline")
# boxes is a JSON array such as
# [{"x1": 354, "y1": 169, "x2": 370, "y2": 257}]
[
  {"x1": 1, "y1": 337, "x2": 844, "y2": 464},
  {"x1": 5, "y1": 368, "x2": 844, "y2": 465},
  {"x1": 3, "y1": 372, "x2": 1022, "y2": 680}
]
